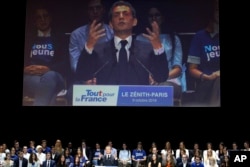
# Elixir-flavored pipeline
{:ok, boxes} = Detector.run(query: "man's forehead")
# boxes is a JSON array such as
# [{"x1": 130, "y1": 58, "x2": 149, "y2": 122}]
[
  {"x1": 113, "y1": 5, "x2": 130, "y2": 12},
  {"x1": 88, "y1": 0, "x2": 102, "y2": 7}
]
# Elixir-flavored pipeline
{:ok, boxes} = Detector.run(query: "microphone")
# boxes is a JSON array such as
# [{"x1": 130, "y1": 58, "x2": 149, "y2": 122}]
[
  {"x1": 135, "y1": 57, "x2": 153, "y2": 76},
  {"x1": 93, "y1": 60, "x2": 110, "y2": 77},
  {"x1": 135, "y1": 57, "x2": 158, "y2": 85}
]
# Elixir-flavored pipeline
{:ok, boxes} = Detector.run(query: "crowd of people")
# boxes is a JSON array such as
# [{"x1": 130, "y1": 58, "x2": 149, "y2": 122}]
[
  {"x1": 23, "y1": 0, "x2": 220, "y2": 106},
  {"x1": 1, "y1": 139, "x2": 249, "y2": 167}
]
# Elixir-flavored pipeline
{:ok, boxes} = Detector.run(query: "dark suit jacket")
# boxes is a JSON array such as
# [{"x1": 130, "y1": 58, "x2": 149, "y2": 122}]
[
  {"x1": 177, "y1": 162, "x2": 191, "y2": 167},
  {"x1": 76, "y1": 36, "x2": 169, "y2": 85},
  {"x1": 51, "y1": 153, "x2": 60, "y2": 163},
  {"x1": 14, "y1": 158, "x2": 28, "y2": 167},
  {"x1": 81, "y1": 146, "x2": 93, "y2": 163},
  {"x1": 42, "y1": 159, "x2": 56, "y2": 167},
  {"x1": 98, "y1": 154, "x2": 118, "y2": 166}
]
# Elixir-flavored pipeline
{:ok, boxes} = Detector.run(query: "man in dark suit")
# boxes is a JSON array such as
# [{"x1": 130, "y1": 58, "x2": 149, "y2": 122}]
[
  {"x1": 75, "y1": 0, "x2": 169, "y2": 85},
  {"x1": 14, "y1": 151, "x2": 28, "y2": 167},
  {"x1": 177, "y1": 154, "x2": 191, "y2": 167},
  {"x1": 42, "y1": 152, "x2": 56, "y2": 167},
  {"x1": 81, "y1": 140, "x2": 92, "y2": 167},
  {"x1": 98, "y1": 145, "x2": 118, "y2": 166},
  {"x1": 51, "y1": 146, "x2": 60, "y2": 164}
]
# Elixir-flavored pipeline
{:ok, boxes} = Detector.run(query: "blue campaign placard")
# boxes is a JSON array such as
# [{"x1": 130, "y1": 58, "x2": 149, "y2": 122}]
[{"x1": 117, "y1": 85, "x2": 173, "y2": 106}]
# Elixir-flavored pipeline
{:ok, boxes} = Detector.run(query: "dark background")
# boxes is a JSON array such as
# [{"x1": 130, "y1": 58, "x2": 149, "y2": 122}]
[
  {"x1": 2, "y1": 0, "x2": 248, "y2": 155},
  {"x1": 25, "y1": 0, "x2": 214, "y2": 34}
]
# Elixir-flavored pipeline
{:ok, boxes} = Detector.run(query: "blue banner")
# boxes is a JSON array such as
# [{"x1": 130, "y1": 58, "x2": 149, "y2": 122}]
[{"x1": 117, "y1": 85, "x2": 173, "y2": 106}]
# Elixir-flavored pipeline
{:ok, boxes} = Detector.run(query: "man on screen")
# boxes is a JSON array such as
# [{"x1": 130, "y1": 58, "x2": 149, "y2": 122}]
[{"x1": 75, "y1": 0, "x2": 169, "y2": 85}]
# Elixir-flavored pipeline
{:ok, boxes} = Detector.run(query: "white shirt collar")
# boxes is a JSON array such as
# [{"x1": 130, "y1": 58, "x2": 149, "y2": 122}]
[{"x1": 114, "y1": 36, "x2": 132, "y2": 50}]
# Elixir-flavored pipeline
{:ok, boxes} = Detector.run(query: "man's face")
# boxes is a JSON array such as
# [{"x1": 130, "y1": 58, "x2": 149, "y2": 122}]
[
  {"x1": 152, "y1": 148, "x2": 157, "y2": 154},
  {"x1": 19, "y1": 152, "x2": 24, "y2": 158},
  {"x1": 35, "y1": 9, "x2": 51, "y2": 31},
  {"x1": 46, "y1": 153, "x2": 51, "y2": 159},
  {"x1": 88, "y1": 0, "x2": 104, "y2": 23},
  {"x1": 110, "y1": 5, "x2": 137, "y2": 33},
  {"x1": 106, "y1": 146, "x2": 111, "y2": 154}
]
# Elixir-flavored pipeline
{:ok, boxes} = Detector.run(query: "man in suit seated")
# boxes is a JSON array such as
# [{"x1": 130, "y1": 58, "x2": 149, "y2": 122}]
[
  {"x1": 98, "y1": 145, "x2": 118, "y2": 166},
  {"x1": 75, "y1": 0, "x2": 169, "y2": 85},
  {"x1": 14, "y1": 151, "x2": 28, "y2": 167},
  {"x1": 42, "y1": 152, "x2": 56, "y2": 167}
]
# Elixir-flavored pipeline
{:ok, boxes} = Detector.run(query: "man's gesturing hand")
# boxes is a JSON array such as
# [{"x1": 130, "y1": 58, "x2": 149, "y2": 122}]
[{"x1": 86, "y1": 20, "x2": 106, "y2": 50}]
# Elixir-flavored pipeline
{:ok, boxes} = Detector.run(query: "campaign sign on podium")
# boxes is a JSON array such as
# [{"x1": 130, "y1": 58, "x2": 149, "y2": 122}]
[{"x1": 73, "y1": 85, "x2": 173, "y2": 106}]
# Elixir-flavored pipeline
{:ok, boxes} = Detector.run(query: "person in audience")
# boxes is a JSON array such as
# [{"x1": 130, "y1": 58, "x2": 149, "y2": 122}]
[
  {"x1": 92, "y1": 142, "x2": 104, "y2": 166},
  {"x1": 56, "y1": 154, "x2": 68, "y2": 167},
  {"x1": 73, "y1": 155, "x2": 82, "y2": 167},
  {"x1": 51, "y1": 146, "x2": 60, "y2": 164},
  {"x1": 80, "y1": 140, "x2": 92, "y2": 167},
  {"x1": 187, "y1": 0, "x2": 220, "y2": 106},
  {"x1": 161, "y1": 141, "x2": 174, "y2": 167},
  {"x1": 148, "y1": 153, "x2": 161, "y2": 167},
  {"x1": 220, "y1": 155, "x2": 229, "y2": 167},
  {"x1": 14, "y1": 150, "x2": 28, "y2": 167},
  {"x1": 54, "y1": 140, "x2": 64, "y2": 156},
  {"x1": 191, "y1": 155, "x2": 204, "y2": 167},
  {"x1": 215, "y1": 142, "x2": 228, "y2": 165},
  {"x1": 27, "y1": 153, "x2": 40, "y2": 167},
  {"x1": 69, "y1": 0, "x2": 114, "y2": 73},
  {"x1": 177, "y1": 153, "x2": 191, "y2": 167},
  {"x1": 36, "y1": 145, "x2": 46, "y2": 166},
  {"x1": 189, "y1": 143, "x2": 202, "y2": 163},
  {"x1": 27, "y1": 141, "x2": 36, "y2": 154},
  {"x1": 22, "y1": 146, "x2": 30, "y2": 161},
  {"x1": 2, "y1": 143, "x2": 10, "y2": 154},
  {"x1": 41, "y1": 140, "x2": 51, "y2": 154},
  {"x1": 0, "y1": 145, "x2": 6, "y2": 164},
  {"x1": 42, "y1": 152, "x2": 56, "y2": 167},
  {"x1": 176, "y1": 149, "x2": 187, "y2": 164},
  {"x1": 146, "y1": 146, "x2": 161, "y2": 166},
  {"x1": 175, "y1": 141, "x2": 189, "y2": 160},
  {"x1": 75, "y1": 147, "x2": 88, "y2": 167},
  {"x1": 165, "y1": 154, "x2": 176, "y2": 167},
  {"x1": 203, "y1": 149, "x2": 219, "y2": 167},
  {"x1": 23, "y1": 3, "x2": 68, "y2": 106},
  {"x1": 191, "y1": 149, "x2": 203, "y2": 163},
  {"x1": 132, "y1": 142, "x2": 147, "y2": 167},
  {"x1": 148, "y1": 142, "x2": 157, "y2": 155},
  {"x1": 2, "y1": 153, "x2": 14, "y2": 167},
  {"x1": 229, "y1": 142, "x2": 239, "y2": 153},
  {"x1": 10, "y1": 147, "x2": 18, "y2": 162},
  {"x1": 242, "y1": 141, "x2": 250, "y2": 151},
  {"x1": 203, "y1": 143, "x2": 219, "y2": 163},
  {"x1": 136, "y1": 3, "x2": 186, "y2": 99},
  {"x1": 64, "y1": 148, "x2": 74, "y2": 167},
  {"x1": 118, "y1": 142, "x2": 131, "y2": 167}
]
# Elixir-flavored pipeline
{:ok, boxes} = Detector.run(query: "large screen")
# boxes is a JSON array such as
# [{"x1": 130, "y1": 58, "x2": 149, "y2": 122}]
[{"x1": 23, "y1": 0, "x2": 220, "y2": 107}]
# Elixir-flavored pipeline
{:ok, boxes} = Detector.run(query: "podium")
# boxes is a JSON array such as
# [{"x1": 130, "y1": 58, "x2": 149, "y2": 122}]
[{"x1": 73, "y1": 85, "x2": 173, "y2": 106}]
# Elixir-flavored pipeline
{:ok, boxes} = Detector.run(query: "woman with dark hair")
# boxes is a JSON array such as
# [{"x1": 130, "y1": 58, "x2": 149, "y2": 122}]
[{"x1": 136, "y1": 3, "x2": 186, "y2": 100}]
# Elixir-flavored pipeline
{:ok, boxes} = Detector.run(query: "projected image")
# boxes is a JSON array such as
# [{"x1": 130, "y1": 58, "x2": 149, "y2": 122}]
[{"x1": 23, "y1": 0, "x2": 220, "y2": 107}]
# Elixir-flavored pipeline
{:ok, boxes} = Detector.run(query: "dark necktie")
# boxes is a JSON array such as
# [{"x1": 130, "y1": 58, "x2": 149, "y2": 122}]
[
  {"x1": 47, "y1": 160, "x2": 50, "y2": 167},
  {"x1": 118, "y1": 40, "x2": 128, "y2": 84}
]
